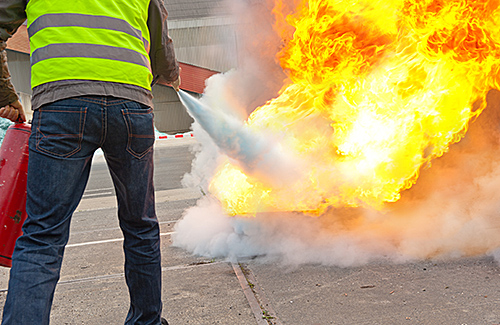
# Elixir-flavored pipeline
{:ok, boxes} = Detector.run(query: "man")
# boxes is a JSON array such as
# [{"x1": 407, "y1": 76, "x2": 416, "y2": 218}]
[{"x1": 0, "y1": 0, "x2": 180, "y2": 324}]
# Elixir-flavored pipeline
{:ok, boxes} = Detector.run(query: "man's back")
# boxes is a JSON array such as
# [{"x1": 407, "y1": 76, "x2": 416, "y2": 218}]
[{"x1": 0, "y1": 1, "x2": 179, "y2": 324}]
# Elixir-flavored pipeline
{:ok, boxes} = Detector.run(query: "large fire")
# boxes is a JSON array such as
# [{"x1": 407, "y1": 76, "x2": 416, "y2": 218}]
[{"x1": 208, "y1": 0, "x2": 500, "y2": 216}]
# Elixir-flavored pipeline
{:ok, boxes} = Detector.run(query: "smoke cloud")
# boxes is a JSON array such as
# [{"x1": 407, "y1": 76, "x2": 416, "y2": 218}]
[{"x1": 173, "y1": 0, "x2": 500, "y2": 266}]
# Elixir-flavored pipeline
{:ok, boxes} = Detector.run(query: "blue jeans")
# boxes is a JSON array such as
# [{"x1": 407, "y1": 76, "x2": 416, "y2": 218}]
[{"x1": 2, "y1": 97, "x2": 162, "y2": 325}]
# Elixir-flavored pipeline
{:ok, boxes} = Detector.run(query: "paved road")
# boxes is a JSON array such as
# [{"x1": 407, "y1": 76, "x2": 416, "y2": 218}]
[
  {"x1": 1, "y1": 138, "x2": 500, "y2": 324},
  {"x1": 0, "y1": 138, "x2": 254, "y2": 324},
  {"x1": 82, "y1": 141, "x2": 196, "y2": 199}
]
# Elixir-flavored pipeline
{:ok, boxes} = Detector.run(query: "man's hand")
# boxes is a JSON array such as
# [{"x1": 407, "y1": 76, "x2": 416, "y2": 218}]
[
  {"x1": 170, "y1": 76, "x2": 181, "y2": 92},
  {"x1": 0, "y1": 100, "x2": 26, "y2": 123},
  {"x1": 169, "y1": 67, "x2": 181, "y2": 92}
]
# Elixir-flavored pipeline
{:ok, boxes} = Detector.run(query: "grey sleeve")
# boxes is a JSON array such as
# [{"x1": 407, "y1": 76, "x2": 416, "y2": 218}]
[
  {"x1": 0, "y1": 42, "x2": 19, "y2": 107},
  {"x1": 0, "y1": 0, "x2": 27, "y2": 107},
  {"x1": 148, "y1": 0, "x2": 180, "y2": 84}
]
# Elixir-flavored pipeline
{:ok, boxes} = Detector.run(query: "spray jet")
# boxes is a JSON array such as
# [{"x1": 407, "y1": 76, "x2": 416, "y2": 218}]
[{"x1": 177, "y1": 90, "x2": 301, "y2": 188}]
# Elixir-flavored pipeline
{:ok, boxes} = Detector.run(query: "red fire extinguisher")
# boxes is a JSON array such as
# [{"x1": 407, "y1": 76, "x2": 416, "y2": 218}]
[{"x1": 0, "y1": 122, "x2": 31, "y2": 267}]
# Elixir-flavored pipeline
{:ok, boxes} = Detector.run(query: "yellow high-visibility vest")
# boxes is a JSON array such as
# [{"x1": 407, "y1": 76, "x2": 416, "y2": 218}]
[{"x1": 26, "y1": 0, "x2": 153, "y2": 90}]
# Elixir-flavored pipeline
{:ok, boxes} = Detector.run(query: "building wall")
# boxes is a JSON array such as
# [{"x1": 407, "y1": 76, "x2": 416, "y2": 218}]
[
  {"x1": 164, "y1": 0, "x2": 228, "y2": 20},
  {"x1": 6, "y1": 50, "x2": 33, "y2": 121},
  {"x1": 5, "y1": 51, "x2": 31, "y2": 94},
  {"x1": 152, "y1": 85, "x2": 195, "y2": 134},
  {"x1": 168, "y1": 17, "x2": 238, "y2": 72}
]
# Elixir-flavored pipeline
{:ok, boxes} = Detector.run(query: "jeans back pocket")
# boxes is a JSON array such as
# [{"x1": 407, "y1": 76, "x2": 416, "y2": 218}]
[
  {"x1": 121, "y1": 107, "x2": 155, "y2": 159},
  {"x1": 33, "y1": 105, "x2": 87, "y2": 158}
]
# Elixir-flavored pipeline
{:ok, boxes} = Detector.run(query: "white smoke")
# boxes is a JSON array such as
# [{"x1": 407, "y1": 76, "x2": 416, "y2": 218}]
[{"x1": 173, "y1": 0, "x2": 500, "y2": 267}]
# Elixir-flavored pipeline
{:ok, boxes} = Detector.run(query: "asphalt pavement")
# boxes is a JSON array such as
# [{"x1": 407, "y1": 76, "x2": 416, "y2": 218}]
[{"x1": 0, "y1": 138, "x2": 499, "y2": 324}]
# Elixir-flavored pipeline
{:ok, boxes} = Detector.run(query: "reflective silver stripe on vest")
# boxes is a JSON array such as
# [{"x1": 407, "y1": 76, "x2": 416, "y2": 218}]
[
  {"x1": 28, "y1": 13, "x2": 150, "y2": 52},
  {"x1": 31, "y1": 43, "x2": 151, "y2": 69}
]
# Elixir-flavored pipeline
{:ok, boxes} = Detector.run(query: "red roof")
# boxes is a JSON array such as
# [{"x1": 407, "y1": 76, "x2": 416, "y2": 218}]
[
  {"x1": 168, "y1": 62, "x2": 218, "y2": 94},
  {"x1": 5, "y1": 25, "x2": 217, "y2": 94},
  {"x1": 6, "y1": 24, "x2": 30, "y2": 53}
]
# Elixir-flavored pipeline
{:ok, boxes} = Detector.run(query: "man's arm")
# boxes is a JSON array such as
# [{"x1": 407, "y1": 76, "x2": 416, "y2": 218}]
[
  {"x1": 148, "y1": 0, "x2": 180, "y2": 89},
  {"x1": 0, "y1": 41, "x2": 19, "y2": 108},
  {"x1": 0, "y1": 42, "x2": 26, "y2": 122}
]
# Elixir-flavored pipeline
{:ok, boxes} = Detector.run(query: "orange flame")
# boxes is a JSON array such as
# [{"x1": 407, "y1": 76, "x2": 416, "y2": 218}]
[{"x1": 209, "y1": 0, "x2": 500, "y2": 216}]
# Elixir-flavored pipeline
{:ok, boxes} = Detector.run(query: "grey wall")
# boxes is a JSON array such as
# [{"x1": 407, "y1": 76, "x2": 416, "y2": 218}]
[
  {"x1": 152, "y1": 84, "x2": 195, "y2": 134},
  {"x1": 168, "y1": 17, "x2": 238, "y2": 72},
  {"x1": 6, "y1": 50, "x2": 33, "y2": 120},
  {"x1": 5, "y1": 50, "x2": 31, "y2": 94},
  {"x1": 164, "y1": 0, "x2": 228, "y2": 20}
]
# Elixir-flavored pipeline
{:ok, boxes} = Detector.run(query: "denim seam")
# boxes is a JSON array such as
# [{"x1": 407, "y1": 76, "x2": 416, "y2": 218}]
[
  {"x1": 107, "y1": 99, "x2": 129, "y2": 105},
  {"x1": 100, "y1": 104, "x2": 107, "y2": 147},
  {"x1": 122, "y1": 107, "x2": 153, "y2": 115},
  {"x1": 121, "y1": 109, "x2": 154, "y2": 159}
]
